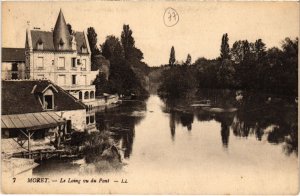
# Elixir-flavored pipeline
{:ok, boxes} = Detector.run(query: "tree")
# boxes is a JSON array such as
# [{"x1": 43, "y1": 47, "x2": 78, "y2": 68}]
[
  {"x1": 67, "y1": 23, "x2": 73, "y2": 34},
  {"x1": 185, "y1": 54, "x2": 192, "y2": 66},
  {"x1": 87, "y1": 27, "x2": 100, "y2": 56},
  {"x1": 217, "y1": 59, "x2": 235, "y2": 88},
  {"x1": 253, "y1": 39, "x2": 266, "y2": 60},
  {"x1": 101, "y1": 35, "x2": 148, "y2": 97},
  {"x1": 101, "y1": 36, "x2": 125, "y2": 61},
  {"x1": 218, "y1": 34, "x2": 235, "y2": 87},
  {"x1": 121, "y1": 24, "x2": 135, "y2": 60},
  {"x1": 220, "y1": 33, "x2": 230, "y2": 60},
  {"x1": 169, "y1": 46, "x2": 176, "y2": 67}
]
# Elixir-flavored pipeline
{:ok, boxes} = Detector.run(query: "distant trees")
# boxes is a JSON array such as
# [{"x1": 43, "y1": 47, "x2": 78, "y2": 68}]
[
  {"x1": 217, "y1": 33, "x2": 235, "y2": 88},
  {"x1": 158, "y1": 49, "x2": 196, "y2": 98},
  {"x1": 185, "y1": 54, "x2": 192, "y2": 66},
  {"x1": 169, "y1": 46, "x2": 176, "y2": 67},
  {"x1": 158, "y1": 34, "x2": 298, "y2": 98},
  {"x1": 220, "y1": 33, "x2": 230, "y2": 60}
]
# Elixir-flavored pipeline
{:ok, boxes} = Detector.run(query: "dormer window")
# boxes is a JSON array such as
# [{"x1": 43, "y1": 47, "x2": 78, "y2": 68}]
[
  {"x1": 37, "y1": 38, "x2": 43, "y2": 50},
  {"x1": 43, "y1": 89, "x2": 54, "y2": 110},
  {"x1": 58, "y1": 38, "x2": 64, "y2": 50},
  {"x1": 81, "y1": 43, "x2": 87, "y2": 53}
]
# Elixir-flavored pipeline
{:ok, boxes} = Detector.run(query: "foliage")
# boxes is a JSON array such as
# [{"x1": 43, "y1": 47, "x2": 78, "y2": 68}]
[
  {"x1": 157, "y1": 34, "x2": 298, "y2": 98},
  {"x1": 101, "y1": 35, "x2": 148, "y2": 97},
  {"x1": 93, "y1": 72, "x2": 110, "y2": 96},
  {"x1": 158, "y1": 63, "x2": 197, "y2": 98},
  {"x1": 220, "y1": 33, "x2": 230, "y2": 60},
  {"x1": 169, "y1": 46, "x2": 176, "y2": 67},
  {"x1": 67, "y1": 23, "x2": 73, "y2": 34},
  {"x1": 121, "y1": 24, "x2": 135, "y2": 60},
  {"x1": 87, "y1": 27, "x2": 100, "y2": 56}
]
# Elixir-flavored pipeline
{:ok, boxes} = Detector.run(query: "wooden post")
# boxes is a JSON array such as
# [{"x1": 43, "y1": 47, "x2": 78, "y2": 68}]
[{"x1": 27, "y1": 130, "x2": 31, "y2": 159}]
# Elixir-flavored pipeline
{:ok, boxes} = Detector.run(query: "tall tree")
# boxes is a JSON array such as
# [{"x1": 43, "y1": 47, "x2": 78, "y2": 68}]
[
  {"x1": 121, "y1": 24, "x2": 135, "y2": 60},
  {"x1": 220, "y1": 33, "x2": 230, "y2": 60},
  {"x1": 185, "y1": 54, "x2": 192, "y2": 66},
  {"x1": 101, "y1": 35, "x2": 147, "y2": 97},
  {"x1": 218, "y1": 34, "x2": 234, "y2": 87},
  {"x1": 67, "y1": 23, "x2": 73, "y2": 34},
  {"x1": 87, "y1": 27, "x2": 100, "y2": 56},
  {"x1": 169, "y1": 46, "x2": 176, "y2": 67}
]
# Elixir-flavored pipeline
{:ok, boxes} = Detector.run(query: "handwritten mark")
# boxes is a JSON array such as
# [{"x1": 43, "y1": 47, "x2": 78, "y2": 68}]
[{"x1": 163, "y1": 7, "x2": 179, "y2": 27}]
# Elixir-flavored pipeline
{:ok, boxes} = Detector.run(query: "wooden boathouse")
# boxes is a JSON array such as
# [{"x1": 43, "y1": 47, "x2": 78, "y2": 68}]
[{"x1": 1, "y1": 79, "x2": 87, "y2": 159}]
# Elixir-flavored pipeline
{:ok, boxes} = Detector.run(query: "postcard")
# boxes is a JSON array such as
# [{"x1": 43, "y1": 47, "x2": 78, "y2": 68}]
[{"x1": 1, "y1": 1, "x2": 299, "y2": 194}]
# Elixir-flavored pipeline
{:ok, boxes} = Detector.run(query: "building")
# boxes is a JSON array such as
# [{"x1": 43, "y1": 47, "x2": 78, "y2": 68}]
[
  {"x1": 2, "y1": 80, "x2": 88, "y2": 132},
  {"x1": 25, "y1": 9, "x2": 98, "y2": 105},
  {"x1": 2, "y1": 48, "x2": 26, "y2": 80}
]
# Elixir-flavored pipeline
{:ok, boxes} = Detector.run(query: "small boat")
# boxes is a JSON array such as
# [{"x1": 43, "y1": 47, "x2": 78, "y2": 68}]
[
  {"x1": 202, "y1": 107, "x2": 237, "y2": 113},
  {"x1": 190, "y1": 100, "x2": 211, "y2": 107}
]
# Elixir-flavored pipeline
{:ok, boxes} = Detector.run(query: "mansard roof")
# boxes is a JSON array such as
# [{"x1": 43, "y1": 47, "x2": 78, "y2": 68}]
[
  {"x1": 28, "y1": 10, "x2": 89, "y2": 54},
  {"x1": 2, "y1": 80, "x2": 86, "y2": 115},
  {"x1": 30, "y1": 30, "x2": 89, "y2": 54},
  {"x1": 2, "y1": 48, "x2": 25, "y2": 62}
]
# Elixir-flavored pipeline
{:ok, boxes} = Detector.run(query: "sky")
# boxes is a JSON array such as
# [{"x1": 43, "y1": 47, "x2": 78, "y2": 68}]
[{"x1": 2, "y1": 1, "x2": 299, "y2": 66}]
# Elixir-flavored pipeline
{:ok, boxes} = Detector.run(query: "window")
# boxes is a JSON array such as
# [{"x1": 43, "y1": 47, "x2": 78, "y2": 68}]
[
  {"x1": 37, "y1": 57, "x2": 44, "y2": 68},
  {"x1": 86, "y1": 116, "x2": 89, "y2": 124},
  {"x1": 37, "y1": 38, "x2": 43, "y2": 50},
  {"x1": 12, "y1": 63, "x2": 18, "y2": 71},
  {"x1": 58, "y1": 57, "x2": 65, "y2": 69},
  {"x1": 79, "y1": 91, "x2": 82, "y2": 100},
  {"x1": 81, "y1": 47, "x2": 87, "y2": 53},
  {"x1": 90, "y1": 115, "x2": 95, "y2": 124},
  {"x1": 77, "y1": 59, "x2": 81, "y2": 65},
  {"x1": 82, "y1": 59, "x2": 86, "y2": 70},
  {"x1": 37, "y1": 43, "x2": 43, "y2": 50},
  {"x1": 43, "y1": 89, "x2": 54, "y2": 110},
  {"x1": 84, "y1": 91, "x2": 89, "y2": 99},
  {"x1": 57, "y1": 75, "x2": 66, "y2": 85},
  {"x1": 58, "y1": 39, "x2": 64, "y2": 50},
  {"x1": 90, "y1": 91, "x2": 95, "y2": 99},
  {"x1": 72, "y1": 58, "x2": 76, "y2": 68},
  {"x1": 72, "y1": 75, "x2": 76, "y2": 85}
]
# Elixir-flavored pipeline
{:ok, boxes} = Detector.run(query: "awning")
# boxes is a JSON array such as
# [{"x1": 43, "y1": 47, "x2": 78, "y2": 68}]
[{"x1": 1, "y1": 112, "x2": 66, "y2": 130}]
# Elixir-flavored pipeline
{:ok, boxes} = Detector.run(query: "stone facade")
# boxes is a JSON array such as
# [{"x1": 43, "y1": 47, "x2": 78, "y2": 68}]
[
  {"x1": 2, "y1": 62, "x2": 26, "y2": 80},
  {"x1": 25, "y1": 10, "x2": 99, "y2": 105},
  {"x1": 2, "y1": 48, "x2": 26, "y2": 80}
]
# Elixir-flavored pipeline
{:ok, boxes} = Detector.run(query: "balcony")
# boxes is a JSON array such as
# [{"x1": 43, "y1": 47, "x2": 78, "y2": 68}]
[{"x1": 60, "y1": 84, "x2": 95, "y2": 91}]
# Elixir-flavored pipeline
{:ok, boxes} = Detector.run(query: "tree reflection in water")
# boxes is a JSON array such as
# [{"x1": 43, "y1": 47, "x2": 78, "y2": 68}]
[
  {"x1": 162, "y1": 89, "x2": 298, "y2": 155},
  {"x1": 95, "y1": 100, "x2": 146, "y2": 159}
]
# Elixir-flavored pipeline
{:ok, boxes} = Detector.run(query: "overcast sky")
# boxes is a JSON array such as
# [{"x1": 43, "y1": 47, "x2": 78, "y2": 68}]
[{"x1": 2, "y1": 1, "x2": 299, "y2": 66}]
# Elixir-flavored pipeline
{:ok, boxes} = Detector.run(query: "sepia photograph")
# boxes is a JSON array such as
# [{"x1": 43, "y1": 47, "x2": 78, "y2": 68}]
[{"x1": 1, "y1": 1, "x2": 299, "y2": 194}]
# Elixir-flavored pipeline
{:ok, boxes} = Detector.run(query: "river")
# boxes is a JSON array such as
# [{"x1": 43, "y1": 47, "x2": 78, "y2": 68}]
[{"x1": 33, "y1": 93, "x2": 298, "y2": 194}]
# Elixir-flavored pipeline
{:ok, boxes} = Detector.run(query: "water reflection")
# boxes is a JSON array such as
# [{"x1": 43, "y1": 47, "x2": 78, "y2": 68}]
[
  {"x1": 162, "y1": 89, "x2": 298, "y2": 155},
  {"x1": 95, "y1": 100, "x2": 147, "y2": 159}
]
